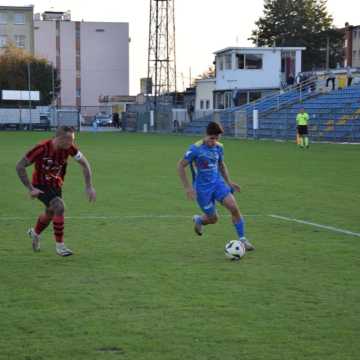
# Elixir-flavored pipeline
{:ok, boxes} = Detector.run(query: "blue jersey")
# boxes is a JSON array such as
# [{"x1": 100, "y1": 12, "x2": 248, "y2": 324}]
[{"x1": 184, "y1": 140, "x2": 224, "y2": 188}]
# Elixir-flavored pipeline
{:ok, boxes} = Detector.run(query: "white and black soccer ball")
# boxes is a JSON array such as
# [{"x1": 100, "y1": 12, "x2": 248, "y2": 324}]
[{"x1": 224, "y1": 240, "x2": 246, "y2": 260}]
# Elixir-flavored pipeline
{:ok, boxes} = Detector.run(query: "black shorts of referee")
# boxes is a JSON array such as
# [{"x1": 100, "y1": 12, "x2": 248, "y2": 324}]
[{"x1": 297, "y1": 125, "x2": 308, "y2": 135}]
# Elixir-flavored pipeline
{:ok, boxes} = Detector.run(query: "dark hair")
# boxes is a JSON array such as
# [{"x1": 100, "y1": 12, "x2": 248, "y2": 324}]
[
  {"x1": 206, "y1": 121, "x2": 224, "y2": 136},
  {"x1": 56, "y1": 126, "x2": 75, "y2": 137}
]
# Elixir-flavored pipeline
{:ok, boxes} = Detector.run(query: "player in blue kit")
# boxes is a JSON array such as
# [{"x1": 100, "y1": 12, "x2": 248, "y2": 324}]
[{"x1": 177, "y1": 121, "x2": 254, "y2": 250}]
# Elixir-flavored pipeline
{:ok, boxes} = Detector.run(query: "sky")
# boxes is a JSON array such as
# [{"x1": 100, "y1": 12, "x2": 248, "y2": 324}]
[{"x1": 7, "y1": 0, "x2": 360, "y2": 94}]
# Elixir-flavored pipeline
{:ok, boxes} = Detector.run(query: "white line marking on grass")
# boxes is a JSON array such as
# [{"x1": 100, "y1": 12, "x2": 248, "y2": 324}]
[
  {"x1": 269, "y1": 214, "x2": 360, "y2": 238},
  {"x1": 0, "y1": 214, "x2": 263, "y2": 221}
]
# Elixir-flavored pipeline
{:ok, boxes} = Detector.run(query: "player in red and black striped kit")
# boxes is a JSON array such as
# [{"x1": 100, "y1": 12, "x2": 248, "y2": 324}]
[{"x1": 16, "y1": 126, "x2": 96, "y2": 256}]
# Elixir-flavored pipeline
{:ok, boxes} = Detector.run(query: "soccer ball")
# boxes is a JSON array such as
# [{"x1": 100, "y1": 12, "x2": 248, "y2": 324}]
[{"x1": 224, "y1": 240, "x2": 246, "y2": 260}]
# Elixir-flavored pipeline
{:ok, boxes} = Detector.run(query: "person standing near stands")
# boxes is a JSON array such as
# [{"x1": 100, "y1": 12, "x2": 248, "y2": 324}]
[
  {"x1": 347, "y1": 67, "x2": 353, "y2": 87},
  {"x1": 112, "y1": 112, "x2": 120, "y2": 128},
  {"x1": 326, "y1": 70, "x2": 336, "y2": 91},
  {"x1": 296, "y1": 108, "x2": 310, "y2": 148},
  {"x1": 287, "y1": 73, "x2": 295, "y2": 86}
]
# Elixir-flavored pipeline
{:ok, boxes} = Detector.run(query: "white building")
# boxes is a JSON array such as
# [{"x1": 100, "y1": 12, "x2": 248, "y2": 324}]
[
  {"x1": 212, "y1": 46, "x2": 305, "y2": 109},
  {"x1": 195, "y1": 78, "x2": 216, "y2": 115},
  {"x1": 34, "y1": 11, "x2": 129, "y2": 107}
]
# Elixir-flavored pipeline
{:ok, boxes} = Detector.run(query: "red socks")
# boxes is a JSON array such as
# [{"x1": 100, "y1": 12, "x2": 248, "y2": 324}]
[
  {"x1": 53, "y1": 215, "x2": 65, "y2": 243},
  {"x1": 34, "y1": 213, "x2": 65, "y2": 244},
  {"x1": 34, "y1": 213, "x2": 53, "y2": 235}
]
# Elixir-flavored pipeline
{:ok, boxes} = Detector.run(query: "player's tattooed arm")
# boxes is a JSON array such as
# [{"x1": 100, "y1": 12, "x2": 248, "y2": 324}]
[
  {"x1": 77, "y1": 156, "x2": 96, "y2": 202},
  {"x1": 16, "y1": 157, "x2": 44, "y2": 197},
  {"x1": 16, "y1": 157, "x2": 33, "y2": 190},
  {"x1": 177, "y1": 159, "x2": 195, "y2": 200},
  {"x1": 219, "y1": 160, "x2": 241, "y2": 193}
]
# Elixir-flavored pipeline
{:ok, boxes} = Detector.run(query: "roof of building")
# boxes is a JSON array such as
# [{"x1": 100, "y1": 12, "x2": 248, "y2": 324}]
[
  {"x1": 99, "y1": 95, "x2": 136, "y2": 103},
  {"x1": 195, "y1": 78, "x2": 216, "y2": 83},
  {"x1": 214, "y1": 46, "x2": 306, "y2": 55},
  {"x1": 0, "y1": 5, "x2": 34, "y2": 11},
  {"x1": 43, "y1": 11, "x2": 66, "y2": 14}
]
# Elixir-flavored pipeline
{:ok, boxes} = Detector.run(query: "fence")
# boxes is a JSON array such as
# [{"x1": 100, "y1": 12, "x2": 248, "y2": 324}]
[
  {"x1": 0, "y1": 108, "x2": 41, "y2": 130},
  {"x1": 52, "y1": 108, "x2": 80, "y2": 130},
  {"x1": 0, "y1": 105, "x2": 114, "y2": 131},
  {"x1": 122, "y1": 109, "x2": 189, "y2": 133}
]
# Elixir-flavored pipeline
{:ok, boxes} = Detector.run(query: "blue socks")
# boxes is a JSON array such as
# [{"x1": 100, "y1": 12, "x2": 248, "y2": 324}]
[{"x1": 234, "y1": 217, "x2": 245, "y2": 239}]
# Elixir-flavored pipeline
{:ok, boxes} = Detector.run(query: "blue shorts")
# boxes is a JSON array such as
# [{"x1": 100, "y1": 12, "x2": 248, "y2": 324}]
[{"x1": 195, "y1": 180, "x2": 232, "y2": 216}]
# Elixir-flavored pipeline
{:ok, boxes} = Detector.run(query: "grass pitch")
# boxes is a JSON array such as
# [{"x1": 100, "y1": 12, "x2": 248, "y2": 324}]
[{"x1": 0, "y1": 131, "x2": 359, "y2": 360}]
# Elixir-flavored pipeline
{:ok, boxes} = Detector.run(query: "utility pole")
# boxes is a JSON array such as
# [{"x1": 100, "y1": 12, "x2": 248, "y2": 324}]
[
  {"x1": 27, "y1": 62, "x2": 32, "y2": 130},
  {"x1": 326, "y1": 36, "x2": 330, "y2": 70},
  {"x1": 52, "y1": 64, "x2": 55, "y2": 106}
]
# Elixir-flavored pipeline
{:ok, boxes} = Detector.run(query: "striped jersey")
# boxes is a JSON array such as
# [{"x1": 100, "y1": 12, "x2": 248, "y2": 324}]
[{"x1": 25, "y1": 139, "x2": 80, "y2": 188}]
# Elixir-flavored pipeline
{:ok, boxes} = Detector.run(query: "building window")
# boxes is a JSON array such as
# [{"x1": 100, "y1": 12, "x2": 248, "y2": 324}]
[
  {"x1": 76, "y1": 89, "x2": 81, "y2": 97},
  {"x1": 236, "y1": 53, "x2": 263, "y2": 69},
  {"x1": 96, "y1": 29, "x2": 105, "y2": 32},
  {"x1": 200, "y1": 100, "x2": 204, "y2": 109},
  {"x1": 75, "y1": 26, "x2": 81, "y2": 39},
  {"x1": 0, "y1": 35, "x2": 7, "y2": 48},
  {"x1": 245, "y1": 54, "x2": 263, "y2": 69},
  {"x1": 224, "y1": 92, "x2": 232, "y2": 108},
  {"x1": 224, "y1": 54, "x2": 232, "y2": 70},
  {"x1": 216, "y1": 93, "x2": 225, "y2": 109},
  {"x1": 14, "y1": 35, "x2": 26, "y2": 48},
  {"x1": 0, "y1": 13, "x2": 7, "y2": 24},
  {"x1": 218, "y1": 56, "x2": 224, "y2": 71},
  {"x1": 249, "y1": 92, "x2": 262, "y2": 102},
  {"x1": 206, "y1": 100, "x2": 210, "y2": 109},
  {"x1": 237, "y1": 54, "x2": 245, "y2": 69},
  {"x1": 14, "y1": 13, "x2": 25, "y2": 25},
  {"x1": 233, "y1": 91, "x2": 247, "y2": 106}
]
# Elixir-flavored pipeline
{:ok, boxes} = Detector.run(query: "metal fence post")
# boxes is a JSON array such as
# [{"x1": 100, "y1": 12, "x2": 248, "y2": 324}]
[{"x1": 253, "y1": 109, "x2": 259, "y2": 139}]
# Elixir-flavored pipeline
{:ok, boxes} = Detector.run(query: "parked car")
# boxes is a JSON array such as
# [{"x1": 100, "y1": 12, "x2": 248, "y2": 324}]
[
  {"x1": 93, "y1": 112, "x2": 112, "y2": 127},
  {"x1": 40, "y1": 114, "x2": 50, "y2": 123}
]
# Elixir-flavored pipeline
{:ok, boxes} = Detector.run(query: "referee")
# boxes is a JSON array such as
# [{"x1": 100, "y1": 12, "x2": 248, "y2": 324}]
[{"x1": 296, "y1": 108, "x2": 310, "y2": 148}]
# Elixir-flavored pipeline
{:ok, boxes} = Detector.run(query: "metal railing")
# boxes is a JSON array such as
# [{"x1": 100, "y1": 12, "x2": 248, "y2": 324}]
[{"x1": 232, "y1": 76, "x2": 321, "y2": 118}]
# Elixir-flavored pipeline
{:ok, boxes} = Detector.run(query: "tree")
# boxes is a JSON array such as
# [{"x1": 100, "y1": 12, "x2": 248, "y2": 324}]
[
  {"x1": 0, "y1": 44, "x2": 60, "y2": 107},
  {"x1": 250, "y1": 0, "x2": 344, "y2": 70},
  {"x1": 196, "y1": 66, "x2": 216, "y2": 80}
]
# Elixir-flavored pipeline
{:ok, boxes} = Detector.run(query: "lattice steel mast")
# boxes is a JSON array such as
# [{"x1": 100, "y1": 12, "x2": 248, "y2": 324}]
[{"x1": 147, "y1": 0, "x2": 177, "y2": 108}]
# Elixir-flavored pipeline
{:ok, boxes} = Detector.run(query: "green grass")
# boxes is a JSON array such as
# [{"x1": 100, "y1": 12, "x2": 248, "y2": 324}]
[{"x1": 0, "y1": 131, "x2": 359, "y2": 360}]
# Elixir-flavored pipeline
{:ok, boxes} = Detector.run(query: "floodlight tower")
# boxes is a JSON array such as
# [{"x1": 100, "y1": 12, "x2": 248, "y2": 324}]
[{"x1": 147, "y1": 0, "x2": 177, "y2": 108}]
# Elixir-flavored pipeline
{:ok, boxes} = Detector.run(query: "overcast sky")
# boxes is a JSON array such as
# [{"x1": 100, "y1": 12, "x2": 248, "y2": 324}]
[{"x1": 8, "y1": 0, "x2": 360, "y2": 94}]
